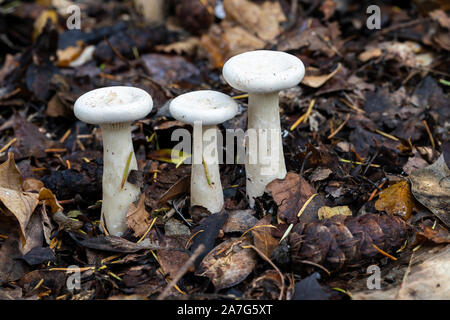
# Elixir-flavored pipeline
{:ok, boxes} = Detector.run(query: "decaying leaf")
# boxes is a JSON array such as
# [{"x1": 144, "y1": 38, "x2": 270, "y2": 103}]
[
  {"x1": 223, "y1": 0, "x2": 286, "y2": 41},
  {"x1": 375, "y1": 180, "x2": 416, "y2": 220},
  {"x1": 397, "y1": 245, "x2": 450, "y2": 299},
  {"x1": 416, "y1": 221, "x2": 450, "y2": 244},
  {"x1": 267, "y1": 172, "x2": 323, "y2": 224},
  {"x1": 157, "y1": 236, "x2": 191, "y2": 279},
  {"x1": 0, "y1": 153, "x2": 39, "y2": 248},
  {"x1": 245, "y1": 270, "x2": 283, "y2": 300},
  {"x1": 126, "y1": 194, "x2": 152, "y2": 238},
  {"x1": 197, "y1": 238, "x2": 257, "y2": 290},
  {"x1": 409, "y1": 155, "x2": 450, "y2": 228},
  {"x1": 302, "y1": 63, "x2": 342, "y2": 88},
  {"x1": 251, "y1": 215, "x2": 278, "y2": 258},
  {"x1": 38, "y1": 187, "x2": 63, "y2": 214},
  {"x1": 318, "y1": 206, "x2": 352, "y2": 220}
]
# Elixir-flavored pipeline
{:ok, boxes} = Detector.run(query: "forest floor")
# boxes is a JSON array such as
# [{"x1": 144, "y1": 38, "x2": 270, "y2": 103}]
[{"x1": 0, "y1": 0, "x2": 449, "y2": 300}]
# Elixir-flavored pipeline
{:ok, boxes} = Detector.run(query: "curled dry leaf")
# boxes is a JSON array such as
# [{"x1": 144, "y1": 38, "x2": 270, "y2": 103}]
[
  {"x1": 409, "y1": 154, "x2": 450, "y2": 228},
  {"x1": 197, "y1": 238, "x2": 257, "y2": 290},
  {"x1": 38, "y1": 187, "x2": 63, "y2": 214},
  {"x1": 302, "y1": 63, "x2": 342, "y2": 88},
  {"x1": 126, "y1": 194, "x2": 152, "y2": 238},
  {"x1": 375, "y1": 180, "x2": 416, "y2": 220},
  {"x1": 0, "y1": 153, "x2": 39, "y2": 247}
]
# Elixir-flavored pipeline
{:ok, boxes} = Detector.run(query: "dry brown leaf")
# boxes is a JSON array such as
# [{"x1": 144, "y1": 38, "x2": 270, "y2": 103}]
[
  {"x1": 375, "y1": 180, "x2": 416, "y2": 220},
  {"x1": 409, "y1": 154, "x2": 450, "y2": 228},
  {"x1": 0, "y1": 153, "x2": 39, "y2": 248},
  {"x1": 126, "y1": 194, "x2": 151, "y2": 238},
  {"x1": 155, "y1": 37, "x2": 200, "y2": 56},
  {"x1": 22, "y1": 178, "x2": 44, "y2": 193},
  {"x1": 397, "y1": 245, "x2": 450, "y2": 299},
  {"x1": 38, "y1": 187, "x2": 63, "y2": 214},
  {"x1": 267, "y1": 172, "x2": 323, "y2": 224},
  {"x1": 318, "y1": 206, "x2": 352, "y2": 220},
  {"x1": 251, "y1": 215, "x2": 278, "y2": 258},
  {"x1": 156, "y1": 236, "x2": 191, "y2": 279},
  {"x1": 199, "y1": 22, "x2": 265, "y2": 68},
  {"x1": 302, "y1": 63, "x2": 342, "y2": 88},
  {"x1": 358, "y1": 48, "x2": 382, "y2": 62},
  {"x1": 197, "y1": 238, "x2": 257, "y2": 290},
  {"x1": 223, "y1": 0, "x2": 286, "y2": 41}
]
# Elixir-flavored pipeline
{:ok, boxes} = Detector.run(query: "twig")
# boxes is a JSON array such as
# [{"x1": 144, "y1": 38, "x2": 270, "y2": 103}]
[
  {"x1": 157, "y1": 244, "x2": 205, "y2": 300},
  {"x1": 328, "y1": 113, "x2": 350, "y2": 139}
]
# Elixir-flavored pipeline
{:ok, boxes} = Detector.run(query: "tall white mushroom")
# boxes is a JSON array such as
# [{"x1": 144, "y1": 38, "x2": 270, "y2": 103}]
[
  {"x1": 74, "y1": 86, "x2": 153, "y2": 236},
  {"x1": 222, "y1": 50, "x2": 305, "y2": 207},
  {"x1": 169, "y1": 90, "x2": 238, "y2": 213}
]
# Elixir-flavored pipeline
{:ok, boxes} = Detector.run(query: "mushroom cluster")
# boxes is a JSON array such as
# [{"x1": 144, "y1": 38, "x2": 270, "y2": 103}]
[{"x1": 74, "y1": 50, "x2": 305, "y2": 237}]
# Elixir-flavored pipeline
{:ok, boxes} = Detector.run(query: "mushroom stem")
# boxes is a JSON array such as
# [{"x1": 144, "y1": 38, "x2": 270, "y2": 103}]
[
  {"x1": 100, "y1": 122, "x2": 140, "y2": 236},
  {"x1": 191, "y1": 124, "x2": 224, "y2": 213},
  {"x1": 246, "y1": 92, "x2": 286, "y2": 207},
  {"x1": 133, "y1": 0, "x2": 166, "y2": 24}
]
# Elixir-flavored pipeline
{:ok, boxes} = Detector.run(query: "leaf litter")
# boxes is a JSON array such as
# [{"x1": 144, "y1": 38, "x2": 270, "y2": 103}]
[{"x1": 0, "y1": 0, "x2": 449, "y2": 300}]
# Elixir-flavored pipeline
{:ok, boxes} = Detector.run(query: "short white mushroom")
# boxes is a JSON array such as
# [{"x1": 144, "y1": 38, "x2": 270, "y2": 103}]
[
  {"x1": 74, "y1": 86, "x2": 153, "y2": 236},
  {"x1": 222, "y1": 50, "x2": 305, "y2": 207},
  {"x1": 169, "y1": 90, "x2": 238, "y2": 213}
]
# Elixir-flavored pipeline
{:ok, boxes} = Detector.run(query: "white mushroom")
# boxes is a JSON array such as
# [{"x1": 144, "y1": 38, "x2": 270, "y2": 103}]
[
  {"x1": 222, "y1": 50, "x2": 305, "y2": 207},
  {"x1": 74, "y1": 86, "x2": 153, "y2": 236},
  {"x1": 169, "y1": 90, "x2": 238, "y2": 213}
]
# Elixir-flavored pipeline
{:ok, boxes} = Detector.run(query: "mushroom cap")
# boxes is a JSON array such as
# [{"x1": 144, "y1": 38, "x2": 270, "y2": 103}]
[
  {"x1": 222, "y1": 50, "x2": 305, "y2": 93},
  {"x1": 169, "y1": 90, "x2": 238, "y2": 125},
  {"x1": 74, "y1": 86, "x2": 153, "y2": 124}
]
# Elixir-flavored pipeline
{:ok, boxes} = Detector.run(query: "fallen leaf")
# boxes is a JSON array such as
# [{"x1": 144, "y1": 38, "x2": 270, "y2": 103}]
[
  {"x1": 222, "y1": 210, "x2": 258, "y2": 234},
  {"x1": 309, "y1": 167, "x2": 333, "y2": 182},
  {"x1": 223, "y1": 0, "x2": 286, "y2": 41},
  {"x1": 302, "y1": 63, "x2": 342, "y2": 88},
  {"x1": 358, "y1": 48, "x2": 382, "y2": 62},
  {"x1": 416, "y1": 221, "x2": 450, "y2": 244},
  {"x1": 156, "y1": 37, "x2": 200, "y2": 56},
  {"x1": 38, "y1": 187, "x2": 63, "y2": 214},
  {"x1": 157, "y1": 236, "x2": 191, "y2": 278},
  {"x1": 197, "y1": 238, "x2": 257, "y2": 290},
  {"x1": 126, "y1": 194, "x2": 152, "y2": 238},
  {"x1": 375, "y1": 180, "x2": 416, "y2": 220},
  {"x1": 21, "y1": 246, "x2": 55, "y2": 266},
  {"x1": 0, "y1": 153, "x2": 39, "y2": 247},
  {"x1": 251, "y1": 215, "x2": 278, "y2": 258},
  {"x1": 22, "y1": 178, "x2": 44, "y2": 193},
  {"x1": 409, "y1": 154, "x2": 450, "y2": 228},
  {"x1": 397, "y1": 245, "x2": 450, "y2": 299},
  {"x1": 267, "y1": 172, "x2": 324, "y2": 224},
  {"x1": 318, "y1": 206, "x2": 352, "y2": 220}
]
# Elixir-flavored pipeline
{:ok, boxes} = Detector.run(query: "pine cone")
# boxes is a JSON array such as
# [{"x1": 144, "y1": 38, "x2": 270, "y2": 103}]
[{"x1": 289, "y1": 213, "x2": 408, "y2": 272}]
